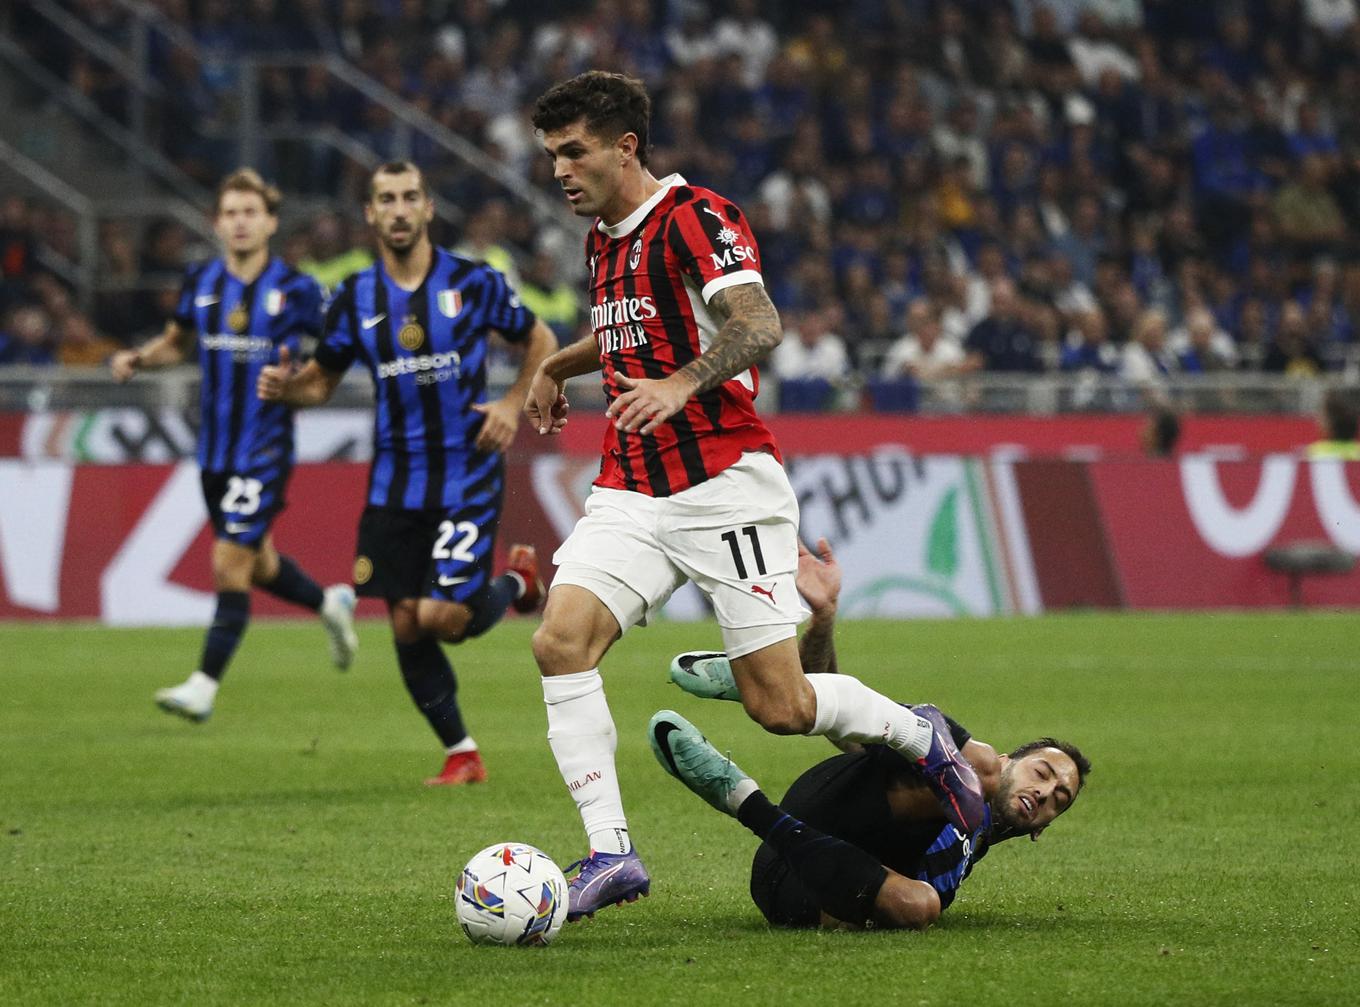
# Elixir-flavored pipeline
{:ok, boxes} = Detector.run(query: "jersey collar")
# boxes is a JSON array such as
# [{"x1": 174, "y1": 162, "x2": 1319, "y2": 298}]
[{"x1": 597, "y1": 174, "x2": 685, "y2": 239}]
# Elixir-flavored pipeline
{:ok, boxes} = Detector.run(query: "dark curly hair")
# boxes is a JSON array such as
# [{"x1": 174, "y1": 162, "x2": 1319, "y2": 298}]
[{"x1": 532, "y1": 71, "x2": 652, "y2": 167}]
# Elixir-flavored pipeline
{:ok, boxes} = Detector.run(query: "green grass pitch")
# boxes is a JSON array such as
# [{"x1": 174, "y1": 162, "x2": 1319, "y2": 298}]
[{"x1": 2, "y1": 613, "x2": 1356, "y2": 1005}]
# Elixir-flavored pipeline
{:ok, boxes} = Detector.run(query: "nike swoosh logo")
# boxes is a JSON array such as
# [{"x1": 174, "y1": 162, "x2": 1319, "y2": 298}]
[
  {"x1": 438, "y1": 575, "x2": 469, "y2": 587},
  {"x1": 195, "y1": 296, "x2": 220, "y2": 307},
  {"x1": 362, "y1": 314, "x2": 386, "y2": 329}
]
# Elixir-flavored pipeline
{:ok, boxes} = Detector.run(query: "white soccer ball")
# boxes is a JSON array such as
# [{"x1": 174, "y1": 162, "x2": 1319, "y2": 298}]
[{"x1": 455, "y1": 842, "x2": 569, "y2": 947}]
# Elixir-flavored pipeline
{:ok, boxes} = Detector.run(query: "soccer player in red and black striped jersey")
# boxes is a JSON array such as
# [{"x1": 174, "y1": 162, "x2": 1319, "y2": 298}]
[{"x1": 525, "y1": 71, "x2": 985, "y2": 921}]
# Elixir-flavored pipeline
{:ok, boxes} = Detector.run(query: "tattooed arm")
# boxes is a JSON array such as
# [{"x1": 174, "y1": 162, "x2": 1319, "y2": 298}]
[{"x1": 607, "y1": 281, "x2": 783, "y2": 435}]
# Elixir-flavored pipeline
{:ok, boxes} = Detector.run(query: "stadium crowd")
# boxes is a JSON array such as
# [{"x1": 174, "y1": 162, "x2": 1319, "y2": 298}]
[{"x1": 4, "y1": 0, "x2": 1360, "y2": 405}]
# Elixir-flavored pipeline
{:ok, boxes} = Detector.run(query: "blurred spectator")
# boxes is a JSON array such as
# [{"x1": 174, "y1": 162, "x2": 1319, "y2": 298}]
[
  {"x1": 1141, "y1": 406, "x2": 1182, "y2": 457},
  {"x1": 517, "y1": 244, "x2": 579, "y2": 345},
  {"x1": 298, "y1": 212, "x2": 373, "y2": 292},
  {"x1": 453, "y1": 201, "x2": 522, "y2": 291},
  {"x1": 55, "y1": 311, "x2": 119, "y2": 367},
  {"x1": 772, "y1": 304, "x2": 851, "y2": 382},
  {"x1": 1263, "y1": 301, "x2": 1326, "y2": 375},
  {"x1": 0, "y1": 304, "x2": 56, "y2": 365},
  {"x1": 1122, "y1": 307, "x2": 1176, "y2": 400},
  {"x1": 1060, "y1": 307, "x2": 1121, "y2": 374},
  {"x1": 880, "y1": 298, "x2": 966, "y2": 381},
  {"x1": 1272, "y1": 154, "x2": 1346, "y2": 260},
  {"x1": 1171, "y1": 307, "x2": 1240, "y2": 372},
  {"x1": 714, "y1": 0, "x2": 779, "y2": 89},
  {"x1": 963, "y1": 278, "x2": 1045, "y2": 373},
  {"x1": 0, "y1": 196, "x2": 39, "y2": 289},
  {"x1": 1306, "y1": 388, "x2": 1360, "y2": 459}
]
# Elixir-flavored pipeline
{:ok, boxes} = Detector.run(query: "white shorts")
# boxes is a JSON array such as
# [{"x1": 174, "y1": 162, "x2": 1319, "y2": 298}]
[{"x1": 552, "y1": 451, "x2": 808, "y2": 658}]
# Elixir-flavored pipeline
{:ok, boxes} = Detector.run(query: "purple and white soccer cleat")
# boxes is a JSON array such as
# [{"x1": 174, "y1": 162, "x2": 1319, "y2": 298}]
[
  {"x1": 564, "y1": 849, "x2": 651, "y2": 922},
  {"x1": 912, "y1": 704, "x2": 987, "y2": 835}
]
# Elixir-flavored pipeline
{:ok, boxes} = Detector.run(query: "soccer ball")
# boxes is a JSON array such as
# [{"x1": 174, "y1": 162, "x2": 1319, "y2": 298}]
[{"x1": 455, "y1": 842, "x2": 568, "y2": 947}]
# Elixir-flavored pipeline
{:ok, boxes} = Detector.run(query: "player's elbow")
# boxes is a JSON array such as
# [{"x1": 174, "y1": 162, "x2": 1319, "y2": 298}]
[{"x1": 872, "y1": 877, "x2": 941, "y2": 932}]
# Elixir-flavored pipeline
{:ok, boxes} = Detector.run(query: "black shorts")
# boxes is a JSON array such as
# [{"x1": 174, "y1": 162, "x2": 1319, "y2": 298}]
[
  {"x1": 352, "y1": 501, "x2": 501, "y2": 603},
  {"x1": 201, "y1": 468, "x2": 290, "y2": 548}
]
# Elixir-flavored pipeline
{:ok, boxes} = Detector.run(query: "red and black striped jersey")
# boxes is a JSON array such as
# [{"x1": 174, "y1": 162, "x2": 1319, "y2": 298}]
[{"x1": 584, "y1": 174, "x2": 781, "y2": 497}]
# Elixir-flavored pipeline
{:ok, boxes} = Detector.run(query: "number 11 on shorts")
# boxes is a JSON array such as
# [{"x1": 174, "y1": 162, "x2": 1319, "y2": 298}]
[{"x1": 721, "y1": 525, "x2": 766, "y2": 579}]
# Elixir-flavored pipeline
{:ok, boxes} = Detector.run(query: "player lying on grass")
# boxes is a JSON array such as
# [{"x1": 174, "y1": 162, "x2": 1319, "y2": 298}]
[{"x1": 651, "y1": 539, "x2": 1090, "y2": 930}]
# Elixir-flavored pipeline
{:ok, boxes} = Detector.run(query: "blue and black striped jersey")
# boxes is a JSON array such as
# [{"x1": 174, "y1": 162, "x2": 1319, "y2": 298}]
[
  {"x1": 774, "y1": 745, "x2": 992, "y2": 914},
  {"x1": 313, "y1": 247, "x2": 535, "y2": 511},
  {"x1": 174, "y1": 257, "x2": 324, "y2": 474}
]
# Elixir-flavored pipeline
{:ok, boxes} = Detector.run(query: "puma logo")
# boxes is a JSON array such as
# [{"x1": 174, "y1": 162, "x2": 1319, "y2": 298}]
[{"x1": 750, "y1": 583, "x2": 776, "y2": 603}]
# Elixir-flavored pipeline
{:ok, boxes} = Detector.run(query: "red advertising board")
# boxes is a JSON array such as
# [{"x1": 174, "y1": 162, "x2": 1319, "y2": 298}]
[{"x1": 2, "y1": 450, "x2": 1357, "y2": 623}]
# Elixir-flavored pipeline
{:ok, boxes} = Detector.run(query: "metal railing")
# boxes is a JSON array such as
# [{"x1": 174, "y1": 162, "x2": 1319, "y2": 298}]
[
  {"x1": 88, "y1": 0, "x2": 575, "y2": 231},
  {"x1": 0, "y1": 368, "x2": 1351, "y2": 418},
  {"x1": 0, "y1": 138, "x2": 97, "y2": 308}
]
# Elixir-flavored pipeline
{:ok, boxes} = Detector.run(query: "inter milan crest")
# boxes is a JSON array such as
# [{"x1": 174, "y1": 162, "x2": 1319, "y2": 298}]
[
  {"x1": 398, "y1": 315, "x2": 425, "y2": 351},
  {"x1": 629, "y1": 237, "x2": 643, "y2": 270},
  {"x1": 227, "y1": 302, "x2": 249, "y2": 333},
  {"x1": 437, "y1": 289, "x2": 462, "y2": 318}
]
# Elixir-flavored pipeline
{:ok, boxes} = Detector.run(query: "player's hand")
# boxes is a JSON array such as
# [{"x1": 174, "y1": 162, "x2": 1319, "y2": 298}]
[
  {"x1": 796, "y1": 537, "x2": 841, "y2": 617},
  {"x1": 607, "y1": 373, "x2": 695, "y2": 435},
  {"x1": 110, "y1": 349, "x2": 141, "y2": 383},
  {"x1": 257, "y1": 345, "x2": 294, "y2": 401},
  {"x1": 524, "y1": 369, "x2": 569, "y2": 435},
  {"x1": 471, "y1": 396, "x2": 521, "y2": 453}
]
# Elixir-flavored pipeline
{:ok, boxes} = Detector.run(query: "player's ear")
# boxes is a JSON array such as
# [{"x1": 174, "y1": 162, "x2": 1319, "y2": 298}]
[{"x1": 616, "y1": 131, "x2": 638, "y2": 164}]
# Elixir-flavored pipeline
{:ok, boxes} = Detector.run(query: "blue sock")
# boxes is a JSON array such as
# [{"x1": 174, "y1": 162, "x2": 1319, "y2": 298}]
[
  {"x1": 199, "y1": 591, "x2": 250, "y2": 682},
  {"x1": 261, "y1": 554, "x2": 324, "y2": 611},
  {"x1": 395, "y1": 638, "x2": 467, "y2": 747},
  {"x1": 463, "y1": 574, "x2": 518, "y2": 638}
]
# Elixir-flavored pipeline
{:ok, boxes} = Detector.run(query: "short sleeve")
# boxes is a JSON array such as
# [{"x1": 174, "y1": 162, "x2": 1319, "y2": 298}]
[
  {"x1": 313, "y1": 280, "x2": 357, "y2": 373},
  {"x1": 288, "y1": 275, "x2": 325, "y2": 341},
  {"x1": 483, "y1": 265, "x2": 535, "y2": 342},
  {"x1": 173, "y1": 265, "x2": 201, "y2": 329},
  {"x1": 666, "y1": 195, "x2": 763, "y2": 304}
]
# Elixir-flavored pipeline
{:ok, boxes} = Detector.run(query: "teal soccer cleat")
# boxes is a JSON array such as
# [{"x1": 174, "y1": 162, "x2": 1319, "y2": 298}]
[
  {"x1": 648, "y1": 710, "x2": 755, "y2": 817},
  {"x1": 668, "y1": 651, "x2": 740, "y2": 702}
]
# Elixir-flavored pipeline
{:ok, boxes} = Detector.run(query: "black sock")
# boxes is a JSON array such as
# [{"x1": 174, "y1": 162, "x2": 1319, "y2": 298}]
[
  {"x1": 737, "y1": 790, "x2": 885, "y2": 925},
  {"x1": 199, "y1": 591, "x2": 250, "y2": 682},
  {"x1": 463, "y1": 574, "x2": 518, "y2": 638},
  {"x1": 261, "y1": 554, "x2": 324, "y2": 611},
  {"x1": 395, "y1": 638, "x2": 467, "y2": 747}
]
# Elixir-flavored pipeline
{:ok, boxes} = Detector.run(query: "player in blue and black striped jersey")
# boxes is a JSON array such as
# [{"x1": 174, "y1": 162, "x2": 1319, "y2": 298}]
[
  {"x1": 258, "y1": 161, "x2": 558, "y2": 786},
  {"x1": 652, "y1": 539, "x2": 1091, "y2": 931},
  {"x1": 112, "y1": 169, "x2": 358, "y2": 724}
]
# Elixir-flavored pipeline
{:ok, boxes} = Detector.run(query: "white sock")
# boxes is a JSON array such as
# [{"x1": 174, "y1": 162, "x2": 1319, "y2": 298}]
[
  {"x1": 446, "y1": 736, "x2": 478, "y2": 755},
  {"x1": 188, "y1": 671, "x2": 219, "y2": 701},
  {"x1": 806, "y1": 674, "x2": 933, "y2": 758},
  {"x1": 542, "y1": 669, "x2": 631, "y2": 854},
  {"x1": 729, "y1": 777, "x2": 759, "y2": 814}
]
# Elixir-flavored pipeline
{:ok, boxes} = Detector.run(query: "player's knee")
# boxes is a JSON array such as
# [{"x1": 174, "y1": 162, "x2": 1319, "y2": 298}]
[
  {"x1": 418, "y1": 599, "x2": 471, "y2": 643},
  {"x1": 872, "y1": 877, "x2": 940, "y2": 932},
  {"x1": 531, "y1": 621, "x2": 584, "y2": 675},
  {"x1": 389, "y1": 600, "x2": 422, "y2": 644}
]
